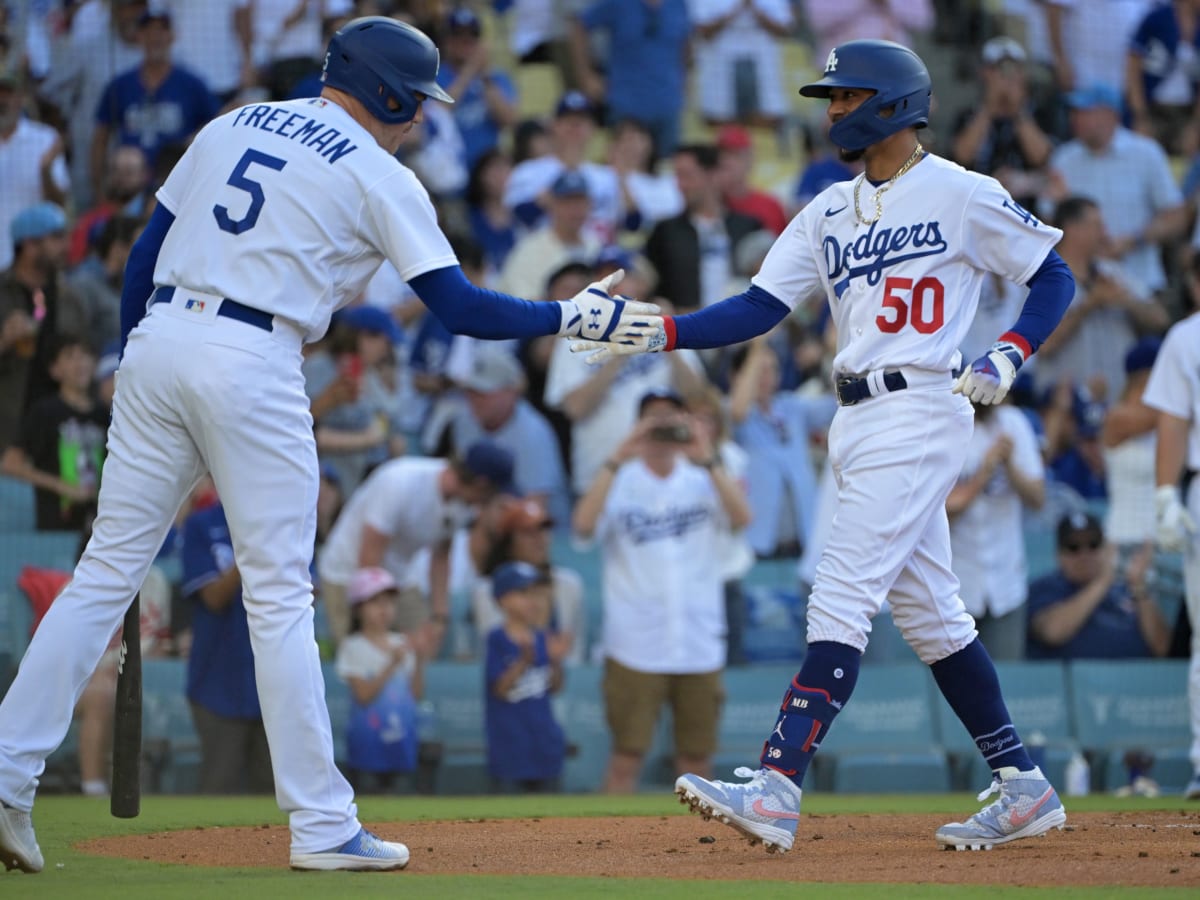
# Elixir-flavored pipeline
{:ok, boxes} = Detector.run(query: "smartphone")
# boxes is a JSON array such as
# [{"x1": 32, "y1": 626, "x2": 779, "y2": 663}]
[{"x1": 649, "y1": 423, "x2": 692, "y2": 443}]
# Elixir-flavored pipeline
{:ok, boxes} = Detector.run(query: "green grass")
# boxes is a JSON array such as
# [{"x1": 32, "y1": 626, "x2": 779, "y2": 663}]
[{"x1": 9, "y1": 793, "x2": 1196, "y2": 899}]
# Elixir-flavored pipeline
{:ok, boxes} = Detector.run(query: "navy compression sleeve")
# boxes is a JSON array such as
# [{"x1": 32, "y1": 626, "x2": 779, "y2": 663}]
[
  {"x1": 119, "y1": 203, "x2": 175, "y2": 355},
  {"x1": 409, "y1": 265, "x2": 564, "y2": 339},
  {"x1": 998, "y1": 250, "x2": 1076, "y2": 357},
  {"x1": 664, "y1": 284, "x2": 792, "y2": 350}
]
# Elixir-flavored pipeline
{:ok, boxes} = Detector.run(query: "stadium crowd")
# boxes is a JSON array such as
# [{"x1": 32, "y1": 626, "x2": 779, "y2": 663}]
[{"x1": 0, "y1": 0, "x2": 1196, "y2": 797}]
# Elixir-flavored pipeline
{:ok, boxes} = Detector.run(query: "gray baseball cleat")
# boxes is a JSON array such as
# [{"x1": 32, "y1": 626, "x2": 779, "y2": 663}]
[
  {"x1": 0, "y1": 803, "x2": 44, "y2": 873},
  {"x1": 675, "y1": 766, "x2": 801, "y2": 853},
  {"x1": 290, "y1": 826, "x2": 410, "y2": 871},
  {"x1": 937, "y1": 765, "x2": 1066, "y2": 851}
]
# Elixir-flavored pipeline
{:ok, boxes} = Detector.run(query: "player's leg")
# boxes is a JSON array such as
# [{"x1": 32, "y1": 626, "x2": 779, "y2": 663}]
[
  {"x1": 602, "y1": 659, "x2": 666, "y2": 793},
  {"x1": 0, "y1": 339, "x2": 203, "y2": 872}
]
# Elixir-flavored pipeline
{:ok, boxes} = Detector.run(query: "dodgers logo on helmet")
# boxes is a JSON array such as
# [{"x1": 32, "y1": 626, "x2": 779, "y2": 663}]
[
  {"x1": 321, "y1": 16, "x2": 455, "y2": 126},
  {"x1": 799, "y1": 39, "x2": 932, "y2": 152}
]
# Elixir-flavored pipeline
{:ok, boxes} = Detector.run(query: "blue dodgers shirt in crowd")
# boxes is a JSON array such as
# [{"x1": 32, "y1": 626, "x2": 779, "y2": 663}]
[
  {"x1": 1025, "y1": 571, "x2": 1155, "y2": 660},
  {"x1": 484, "y1": 627, "x2": 565, "y2": 782},
  {"x1": 181, "y1": 502, "x2": 261, "y2": 719},
  {"x1": 95, "y1": 65, "x2": 217, "y2": 167}
]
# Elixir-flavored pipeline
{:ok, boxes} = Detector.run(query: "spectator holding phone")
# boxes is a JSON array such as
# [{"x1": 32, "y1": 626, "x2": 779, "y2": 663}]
[{"x1": 573, "y1": 388, "x2": 751, "y2": 792}]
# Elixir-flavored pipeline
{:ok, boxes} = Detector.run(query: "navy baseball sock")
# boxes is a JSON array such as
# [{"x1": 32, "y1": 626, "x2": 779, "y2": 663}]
[
  {"x1": 931, "y1": 638, "x2": 1035, "y2": 775},
  {"x1": 759, "y1": 641, "x2": 860, "y2": 789}
]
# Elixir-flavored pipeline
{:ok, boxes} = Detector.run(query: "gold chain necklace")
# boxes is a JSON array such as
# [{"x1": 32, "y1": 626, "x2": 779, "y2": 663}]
[{"x1": 853, "y1": 143, "x2": 925, "y2": 225}]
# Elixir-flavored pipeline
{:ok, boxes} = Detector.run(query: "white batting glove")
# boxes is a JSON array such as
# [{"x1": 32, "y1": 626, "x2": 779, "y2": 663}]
[
  {"x1": 570, "y1": 314, "x2": 668, "y2": 365},
  {"x1": 1155, "y1": 485, "x2": 1196, "y2": 552},
  {"x1": 556, "y1": 268, "x2": 661, "y2": 341},
  {"x1": 952, "y1": 340, "x2": 1026, "y2": 405}
]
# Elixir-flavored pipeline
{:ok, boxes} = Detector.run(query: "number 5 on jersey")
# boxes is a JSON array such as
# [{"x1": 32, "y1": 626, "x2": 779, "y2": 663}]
[
  {"x1": 214, "y1": 149, "x2": 288, "y2": 235},
  {"x1": 876, "y1": 276, "x2": 944, "y2": 334}
]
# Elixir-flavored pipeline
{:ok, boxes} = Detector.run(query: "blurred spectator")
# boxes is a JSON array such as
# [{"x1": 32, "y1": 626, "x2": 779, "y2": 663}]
[
  {"x1": 1047, "y1": 83, "x2": 1187, "y2": 297},
  {"x1": 465, "y1": 149, "x2": 518, "y2": 279},
  {"x1": 951, "y1": 36, "x2": 1054, "y2": 214},
  {"x1": 544, "y1": 298, "x2": 707, "y2": 495},
  {"x1": 182, "y1": 492, "x2": 274, "y2": 794},
  {"x1": 1044, "y1": 0, "x2": 1156, "y2": 93},
  {"x1": 472, "y1": 495, "x2": 586, "y2": 664},
  {"x1": 436, "y1": 7, "x2": 519, "y2": 169},
  {"x1": 728, "y1": 338, "x2": 836, "y2": 559},
  {"x1": 1043, "y1": 383, "x2": 1109, "y2": 501},
  {"x1": 398, "y1": 96, "x2": 469, "y2": 208},
  {"x1": 803, "y1": 0, "x2": 933, "y2": 65},
  {"x1": 497, "y1": 169, "x2": 601, "y2": 299},
  {"x1": 68, "y1": 215, "x2": 142, "y2": 355},
  {"x1": 1027, "y1": 512, "x2": 1171, "y2": 659},
  {"x1": 91, "y1": 9, "x2": 218, "y2": 193},
  {"x1": 689, "y1": 0, "x2": 794, "y2": 129},
  {"x1": 573, "y1": 388, "x2": 751, "y2": 792},
  {"x1": 304, "y1": 305, "x2": 404, "y2": 493},
  {"x1": 316, "y1": 461, "x2": 345, "y2": 550},
  {"x1": 0, "y1": 68, "x2": 68, "y2": 272},
  {"x1": 644, "y1": 143, "x2": 765, "y2": 312},
  {"x1": 511, "y1": 116, "x2": 550, "y2": 164},
  {"x1": 1035, "y1": 195, "x2": 1167, "y2": 401},
  {"x1": 252, "y1": 0, "x2": 330, "y2": 100},
  {"x1": 504, "y1": 90, "x2": 621, "y2": 243},
  {"x1": 317, "y1": 441, "x2": 515, "y2": 650},
  {"x1": 947, "y1": 401, "x2": 1046, "y2": 661},
  {"x1": 498, "y1": 0, "x2": 587, "y2": 85},
  {"x1": 715, "y1": 125, "x2": 787, "y2": 235},
  {"x1": 446, "y1": 347, "x2": 571, "y2": 525},
  {"x1": 1126, "y1": 0, "x2": 1200, "y2": 155},
  {"x1": 485, "y1": 561, "x2": 567, "y2": 793},
  {"x1": 0, "y1": 202, "x2": 84, "y2": 446},
  {"x1": 164, "y1": 0, "x2": 254, "y2": 105},
  {"x1": 1, "y1": 333, "x2": 105, "y2": 532},
  {"x1": 336, "y1": 566, "x2": 424, "y2": 794},
  {"x1": 67, "y1": 144, "x2": 150, "y2": 269},
  {"x1": 607, "y1": 117, "x2": 685, "y2": 234},
  {"x1": 38, "y1": 0, "x2": 143, "y2": 210},
  {"x1": 569, "y1": 0, "x2": 691, "y2": 156},
  {"x1": 793, "y1": 118, "x2": 859, "y2": 212}
]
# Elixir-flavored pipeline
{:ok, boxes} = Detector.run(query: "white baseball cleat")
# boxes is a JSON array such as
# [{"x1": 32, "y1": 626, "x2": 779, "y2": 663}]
[
  {"x1": 675, "y1": 766, "x2": 801, "y2": 853},
  {"x1": 936, "y1": 765, "x2": 1066, "y2": 851},
  {"x1": 0, "y1": 803, "x2": 44, "y2": 873},
  {"x1": 290, "y1": 827, "x2": 410, "y2": 871}
]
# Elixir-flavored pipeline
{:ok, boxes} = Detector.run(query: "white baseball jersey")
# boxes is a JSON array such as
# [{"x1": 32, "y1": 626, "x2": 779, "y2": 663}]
[
  {"x1": 753, "y1": 154, "x2": 1062, "y2": 376},
  {"x1": 592, "y1": 458, "x2": 728, "y2": 674},
  {"x1": 1143, "y1": 311, "x2": 1200, "y2": 471},
  {"x1": 153, "y1": 98, "x2": 457, "y2": 343}
]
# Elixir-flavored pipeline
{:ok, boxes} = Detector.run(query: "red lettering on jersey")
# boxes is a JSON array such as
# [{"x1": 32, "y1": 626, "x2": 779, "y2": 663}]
[{"x1": 876, "y1": 276, "x2": 945, "y2": 334}]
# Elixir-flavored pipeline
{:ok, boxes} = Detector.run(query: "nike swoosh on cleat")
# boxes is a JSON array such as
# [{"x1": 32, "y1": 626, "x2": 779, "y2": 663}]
[
  {"x1": 751, "y1": 799, "x2": 800, "y2": 822},
  {"x1": 825, "y1": 205, "x2": 847, "y2": 217},
  {"x1": 1008, "y1": 788, "x2": 1055, "y2": 828}
]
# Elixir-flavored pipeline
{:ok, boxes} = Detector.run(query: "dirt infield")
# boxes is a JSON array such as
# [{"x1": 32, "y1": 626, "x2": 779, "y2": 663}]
[{"x1": 79, "y1": 811, "x2": 1200, "y2": 887}]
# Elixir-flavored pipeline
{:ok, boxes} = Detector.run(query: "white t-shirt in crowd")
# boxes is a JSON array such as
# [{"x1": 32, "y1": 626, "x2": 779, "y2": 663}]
[
  {"x1": 335, "y1": 632, "x2": 418, "y2": 683},
  {"x1": 0, "y1": 118, "x2": 70, "y2": 270}
]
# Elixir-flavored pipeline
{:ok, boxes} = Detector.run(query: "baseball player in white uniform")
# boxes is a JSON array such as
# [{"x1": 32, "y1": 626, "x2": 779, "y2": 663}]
[
  {"x1": 577, "y1": 40, "x2": 1076, "y2": 852},
  {"x1": 0, "y1": 18, "x2": 650, "y2": 875},
  {"x1": 1142, "y1": 293, "x2": 1200, "y2": 799}
]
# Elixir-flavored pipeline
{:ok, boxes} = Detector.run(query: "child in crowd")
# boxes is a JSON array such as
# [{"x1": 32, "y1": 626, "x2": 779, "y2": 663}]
[
  {"x1": 335, "y1": 567, "x2": 424, "y2": 793},
  {"x1": 485, "y1": 561, "x2": 566, "y2": 793}
]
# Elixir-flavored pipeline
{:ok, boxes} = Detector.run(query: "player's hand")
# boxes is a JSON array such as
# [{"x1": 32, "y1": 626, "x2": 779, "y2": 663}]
[
  {"x1": 570, "y1": 314, "x2": 668, "y2": 365},
  {"x1": 1155, "y1": 485, "x2": 1196, "y2": 552},
  {"x1": 559, "y1": 268, "x2": 660, "y2": 340},
  {"x1": 953, "y1": 340, "x2": 1026, "y2": 405}
]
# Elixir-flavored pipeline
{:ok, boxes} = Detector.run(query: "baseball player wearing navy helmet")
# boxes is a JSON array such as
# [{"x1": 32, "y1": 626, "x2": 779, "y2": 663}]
[
  {"x1": 576, "y1": 39, "x2": 1077, "y2": 854},
  {"x1": 0, "y1": 16, "x2": 653, "y2": 876}
]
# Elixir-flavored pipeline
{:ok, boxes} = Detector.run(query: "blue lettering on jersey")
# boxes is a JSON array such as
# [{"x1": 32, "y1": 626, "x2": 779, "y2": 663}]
[
  {"x1": 823, "y1": 219, "x2": 948, "y2": 298},
  {"x1": 232, "y1": 104, "x2": 358, "y2": 164},
  {"x1": 619, "y1": 504, "x2": 712, "y2": 544}
]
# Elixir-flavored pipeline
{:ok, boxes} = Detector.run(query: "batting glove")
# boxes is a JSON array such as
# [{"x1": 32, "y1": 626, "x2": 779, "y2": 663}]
[
  {"x1": 1155, "y1": 485, "x2": 1196, "y2": 552},
  {"x1": 557, "y1": 268, "x2": 661, "y2": 341},
  {"x1": 570, "y1": 314, "x2": 668, "y2": 365},
  {"x1": 953, "y1": 339, "x2": 1027, "y2": 405}
]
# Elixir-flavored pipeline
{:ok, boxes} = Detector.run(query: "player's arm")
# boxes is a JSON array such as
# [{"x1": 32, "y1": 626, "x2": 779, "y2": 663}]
[{"x1": 118, "y1": 202, "x2": 176, "y2": 355}]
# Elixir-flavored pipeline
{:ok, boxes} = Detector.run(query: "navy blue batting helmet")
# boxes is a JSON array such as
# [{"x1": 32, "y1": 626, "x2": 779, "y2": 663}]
[
  {"x1": 800, "y1": 40, "x2": 931, "y2": 152},
  {"x1": 321, "y1": 17, "x2": 454, "y2": 125}
]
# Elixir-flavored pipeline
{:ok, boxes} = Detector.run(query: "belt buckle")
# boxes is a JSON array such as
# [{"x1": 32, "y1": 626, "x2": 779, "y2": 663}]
[{"x1": 835, "y1": 376, "x2": 858, "y2": 407}]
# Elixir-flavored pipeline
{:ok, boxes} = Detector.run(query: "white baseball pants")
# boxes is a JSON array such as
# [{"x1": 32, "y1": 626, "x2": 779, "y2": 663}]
[{"x1": 0, "y1": 293, "x2": 359, "y2": 854}]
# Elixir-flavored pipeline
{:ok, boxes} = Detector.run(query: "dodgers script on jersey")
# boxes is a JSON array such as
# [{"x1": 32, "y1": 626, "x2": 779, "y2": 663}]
[
  {"x1": 153, "y1": 98, "x2": 458, "y2": 341},
  {"x1": 752, "y1": 155, "x2": 1061, "y2": 376}
]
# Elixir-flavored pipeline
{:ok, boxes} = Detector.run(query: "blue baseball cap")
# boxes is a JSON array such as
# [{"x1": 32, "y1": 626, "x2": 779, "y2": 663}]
[
  {"x1": 594, "y1": 244, "x2": 634, "y2": 271},
  {"x1": 11, "y1": 202, "x2": 67, "y2": 244},
  {"x1": 638, "y1": 387, "x2": 685, "y2": 415},
  {"x1": 551, "y1": 169, "x2": 589, "y2": 197},
  {"x1": 446, "y1": 7, "x2": 481, "y2": 35},
  {"x1": 1066, "y1": 83, "x2": 1121, "y2": 111},
  {"x1": 556, "y1": 90, "x2": 596, "y2": 119},
  {"x1": 336, "y1": 305, "x2": 402, "y2": 343},
  {"x1": 492, "y1": 560, "x2": 550, "y2": 601},
  {"x1": 1124, "y1": 336, "x2": 1161, "y2": 374},
  {"x1": 462, "y1": 440, "x2": 516, "y2": 492}
]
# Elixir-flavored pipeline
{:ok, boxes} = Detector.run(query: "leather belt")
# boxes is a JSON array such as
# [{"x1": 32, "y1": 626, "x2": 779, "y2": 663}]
[
  {"x1": 151, "y1": 286, "x2": 273, "y2": 332},
  {"x1": 835, "y1": 371, "x2": 908, "y2": 407}
]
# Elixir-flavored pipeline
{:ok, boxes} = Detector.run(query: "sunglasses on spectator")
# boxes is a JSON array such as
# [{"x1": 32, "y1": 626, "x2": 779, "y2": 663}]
[{"x1": 1061, "y1": 538, "x2": 1102, "y2": 553}]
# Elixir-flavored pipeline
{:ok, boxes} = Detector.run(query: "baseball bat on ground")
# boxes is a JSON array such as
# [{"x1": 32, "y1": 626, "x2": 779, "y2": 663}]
[{"x1": 110, "y1": 596, "x2": 142, "y2": 818}]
